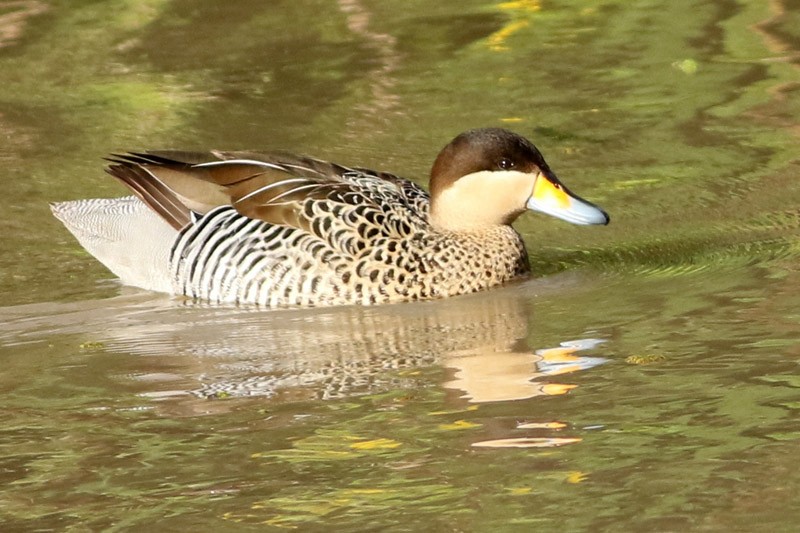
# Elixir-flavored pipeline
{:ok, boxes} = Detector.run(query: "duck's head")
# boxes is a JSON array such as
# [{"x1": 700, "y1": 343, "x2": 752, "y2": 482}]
[{"x1": 429, "y1": 128, "x2": 609, "y2": 231}]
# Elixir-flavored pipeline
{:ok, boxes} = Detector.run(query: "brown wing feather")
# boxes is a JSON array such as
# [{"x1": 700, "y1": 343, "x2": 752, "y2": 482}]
[
  {"x1": 106, "y1": 151, "x2": 426, "y2": 235},
  {"x1": 105, "y1": 164, "x2": 191, "y2": 230}
]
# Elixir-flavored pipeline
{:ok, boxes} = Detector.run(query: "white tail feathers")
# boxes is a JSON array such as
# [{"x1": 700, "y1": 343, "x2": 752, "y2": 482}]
[{"x1": 51, "y1": 196, "x2": 178, "y2": 293}]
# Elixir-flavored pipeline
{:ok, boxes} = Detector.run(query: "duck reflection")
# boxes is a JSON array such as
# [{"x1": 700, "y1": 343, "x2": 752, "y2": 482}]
[{"x1": 0, "y1": 276, "x2": 606, "y2": 405}]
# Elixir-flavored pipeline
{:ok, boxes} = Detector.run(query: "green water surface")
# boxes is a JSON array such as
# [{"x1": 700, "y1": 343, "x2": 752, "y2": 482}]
[{"x1": 1, "y1": 0, "x2": 800, "y2": 531}]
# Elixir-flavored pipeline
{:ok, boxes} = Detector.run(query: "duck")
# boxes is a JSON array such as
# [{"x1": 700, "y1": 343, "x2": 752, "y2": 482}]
[{"x1": 51, "y1": 128, "x2": 609, "y2": 307}]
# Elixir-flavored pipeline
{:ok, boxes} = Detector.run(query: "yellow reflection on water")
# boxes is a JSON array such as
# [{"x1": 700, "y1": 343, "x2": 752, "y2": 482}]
[
  {"x1": 471, "y1": 437, "x2": 582, "y2": 448},
  {"x1": 442, "y1": 338, "x2": 606, "y2": 403}
]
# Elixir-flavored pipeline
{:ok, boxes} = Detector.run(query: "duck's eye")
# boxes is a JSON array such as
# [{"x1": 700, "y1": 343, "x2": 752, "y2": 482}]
[{"x1": 498, "y1": 158, "x2": 514, "y2": 170}]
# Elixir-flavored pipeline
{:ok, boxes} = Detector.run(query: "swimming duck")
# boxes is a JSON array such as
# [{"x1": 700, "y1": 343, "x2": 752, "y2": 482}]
[{"x1": 51, "y1": 128, "x2": 609, "y2": 307}]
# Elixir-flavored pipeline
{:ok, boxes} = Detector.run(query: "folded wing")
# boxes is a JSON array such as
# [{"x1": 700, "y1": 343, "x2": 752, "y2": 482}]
[{"x1": 105, "y1": 151, "x2": 431, "y2": 242}]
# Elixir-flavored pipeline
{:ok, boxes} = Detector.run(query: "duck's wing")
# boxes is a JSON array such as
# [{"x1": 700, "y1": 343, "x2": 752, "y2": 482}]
[
  {"x1": 351, "y1": 166, "x2": 431, "y2": 217},
  {"x1": 105, "y1": 151, "x2": 431, "y2": 234}
]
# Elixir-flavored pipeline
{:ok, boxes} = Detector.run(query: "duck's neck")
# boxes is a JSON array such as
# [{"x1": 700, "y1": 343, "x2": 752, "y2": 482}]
[{"x1": 428, "y1": 208, "x2": 521, "y2": 233}]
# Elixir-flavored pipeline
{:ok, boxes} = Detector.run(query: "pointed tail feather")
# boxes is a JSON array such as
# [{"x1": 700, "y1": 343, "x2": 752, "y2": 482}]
[{"x1": 105, "y1": 163, "x2": 191, "y2": 231}]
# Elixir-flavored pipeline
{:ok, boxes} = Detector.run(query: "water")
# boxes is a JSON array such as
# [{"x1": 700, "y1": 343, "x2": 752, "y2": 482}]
[{"x1": 1, "y1": 0, "x2": 800, "y2": 530}]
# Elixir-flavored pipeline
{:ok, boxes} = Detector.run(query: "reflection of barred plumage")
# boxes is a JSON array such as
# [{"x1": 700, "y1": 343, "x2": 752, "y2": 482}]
[{"x1": 52, "y1": 129, "x2": 608, "y2": 307}]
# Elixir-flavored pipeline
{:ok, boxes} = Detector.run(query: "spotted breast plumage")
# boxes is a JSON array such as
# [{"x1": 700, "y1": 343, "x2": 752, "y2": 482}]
[{"x1": 51, "y1": 128, "x2": 609, "y2": 307}]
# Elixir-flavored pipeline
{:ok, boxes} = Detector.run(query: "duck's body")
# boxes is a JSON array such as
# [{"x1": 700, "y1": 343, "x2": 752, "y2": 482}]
[{"x1": 52, "y1": 128, "x2": 608, "y2": 307}]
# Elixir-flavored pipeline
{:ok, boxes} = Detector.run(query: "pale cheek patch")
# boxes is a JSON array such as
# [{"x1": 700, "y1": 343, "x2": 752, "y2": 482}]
[
  {"x1": 455, "y1": 170, "x2": 536, "y2": 197},
  {"x1": 431, "y1": 170, "x2": 537, "y2": 229}
]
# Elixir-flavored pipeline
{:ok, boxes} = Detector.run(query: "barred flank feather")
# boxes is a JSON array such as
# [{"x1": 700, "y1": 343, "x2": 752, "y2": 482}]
[{"x1": 167, "y1": 206, "x2": 527, "y2": 306}]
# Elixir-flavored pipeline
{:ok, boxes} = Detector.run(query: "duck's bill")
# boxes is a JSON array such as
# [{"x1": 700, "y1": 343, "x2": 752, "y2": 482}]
[{"x1": 526, "y1": 172, "x2": 610, "y2": 226}]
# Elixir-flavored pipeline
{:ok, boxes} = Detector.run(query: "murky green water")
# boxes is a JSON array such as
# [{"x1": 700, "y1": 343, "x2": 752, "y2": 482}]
[{"x1": 2, "y1": 0, "x2": 800, "y2": 530}]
